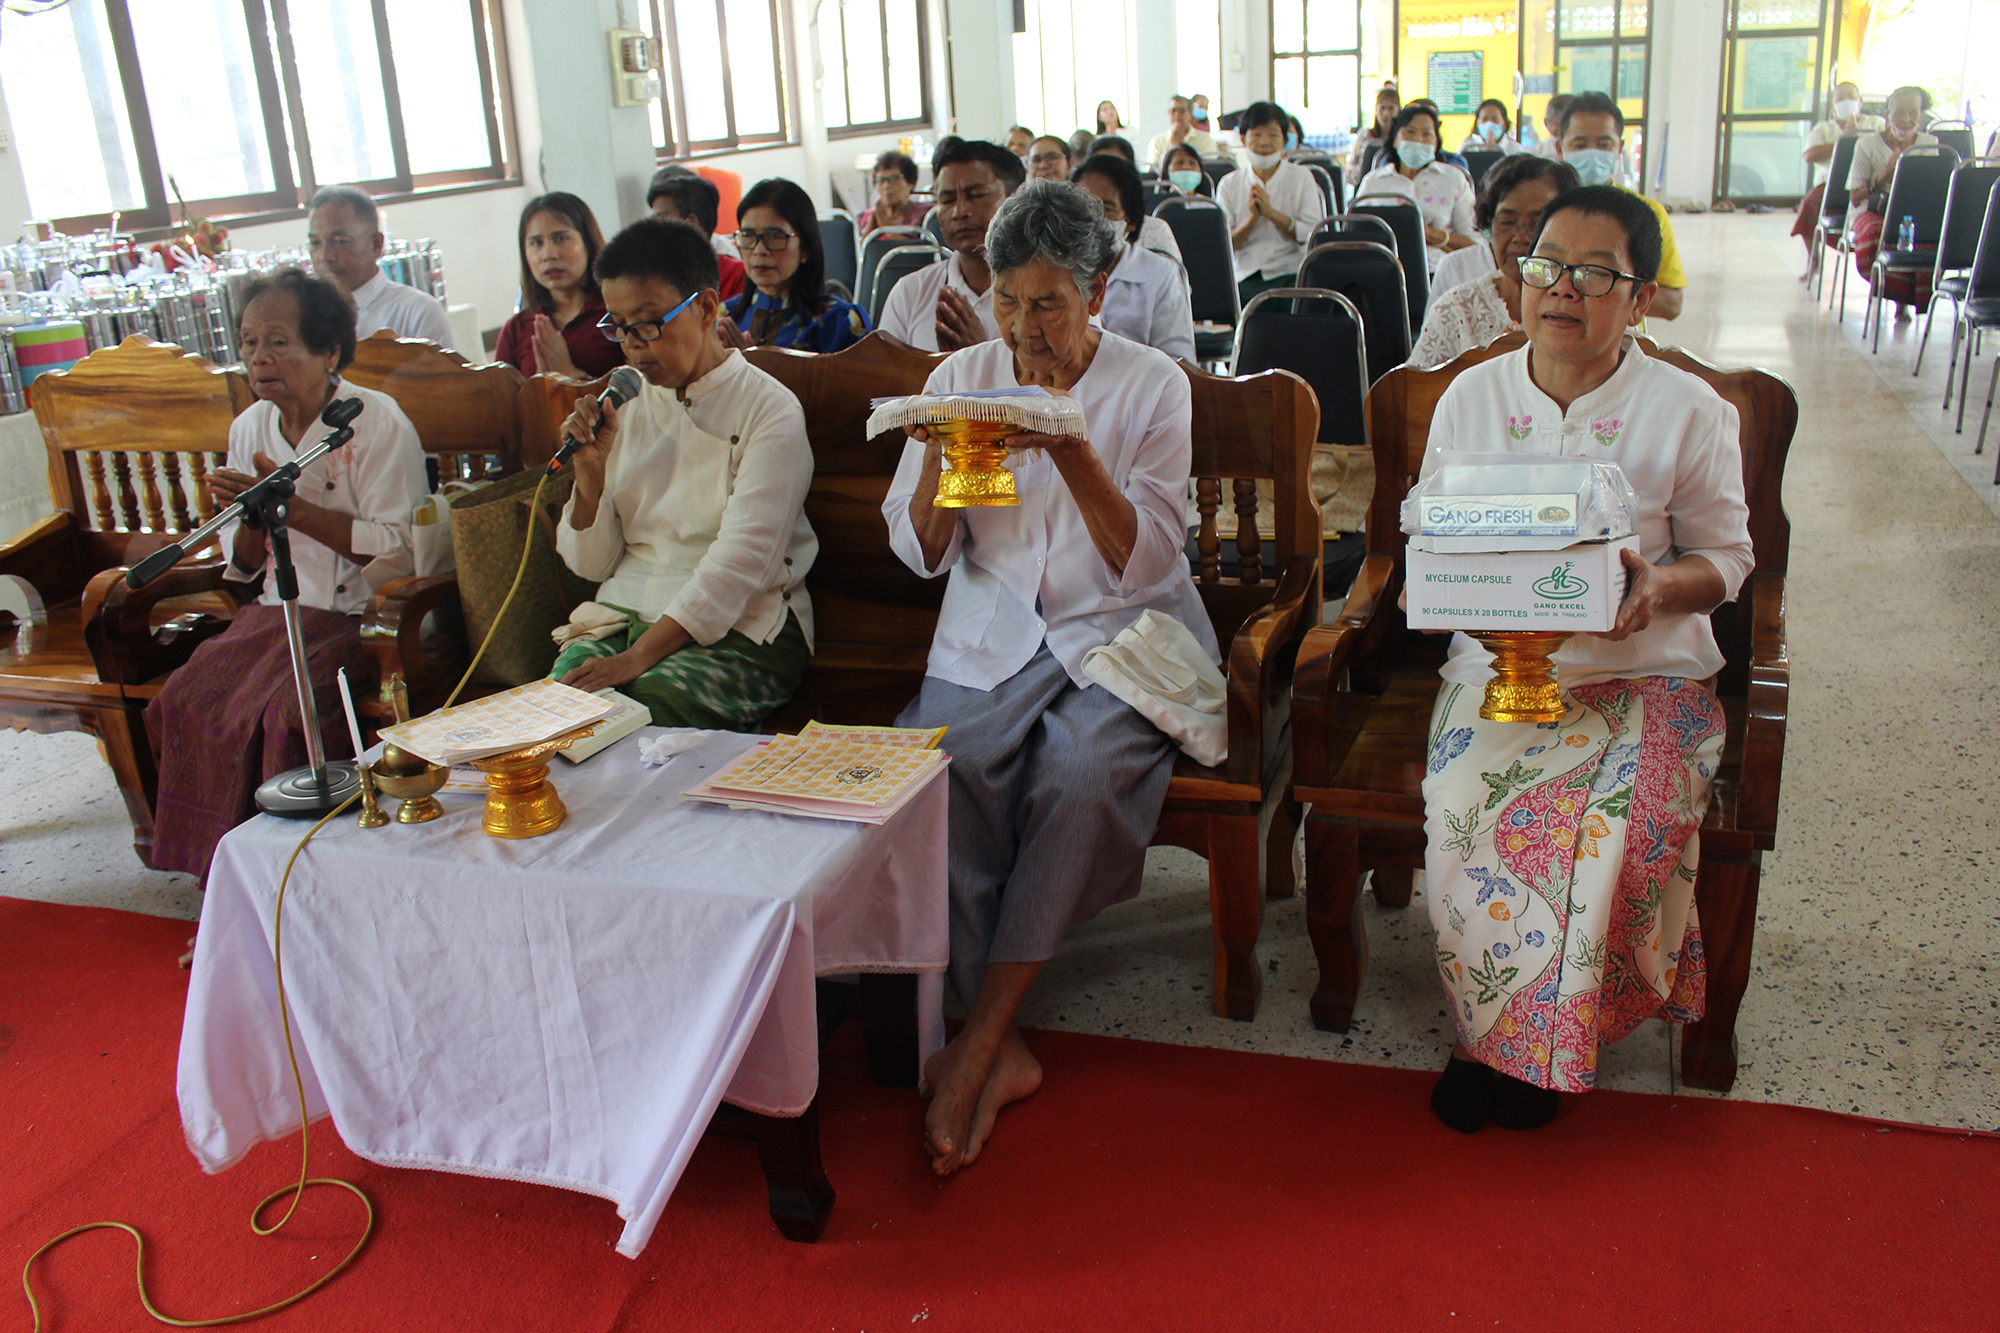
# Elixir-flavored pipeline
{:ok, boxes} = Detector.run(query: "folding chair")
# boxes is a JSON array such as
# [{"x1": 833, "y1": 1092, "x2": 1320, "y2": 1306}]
[
  {"x1": 816, "y1": 211, "x2": 860, "y2": 303},
  {"x1": 1930, "y1": 122, "x2": 1976, "y2": 164},
  {"x1": 867, "y1": 244, "x2": 946, "y2": 331},
  {"x1": 858, "y1": 226, "x2": 924, "y2": 321},
  {"x1": 1310, "y1": 215, "x2": 1399, "y2": 261},
  {"x1": 1200, "y1": 158, "x2": 1237, "y2": 192},
  {"x1": 1918, "y1": 163, "x2": 2000, "y2": 382},
  {"x1": 1302, "y1": 163, "x2": 1340, "y2": 216},
  {"x1": 1461, "y1": 150, "x2": 1504, "y2": 190},
  {"x1": 1948, "y1": 182, "x2": 2000, "y2": 449},
  {"x1": 1298, "y1": 241, "x2": 1412, "y2": 383},
  {"x1": 1155, "y1": 195, "x2": 1241, "y2": 367},
  {"x1": 1349, "y1": 199, "x2": 1430, "y2": 333},
  {"x1": 1815, "y1": 133, "x2": 1861, "y2": 307},
  {"x1": 923, "y1": 206, "x2": 945, "y2": 246},
  {"x1": 1864, "y1": 146, "x2": 1959, "y2": 351}
]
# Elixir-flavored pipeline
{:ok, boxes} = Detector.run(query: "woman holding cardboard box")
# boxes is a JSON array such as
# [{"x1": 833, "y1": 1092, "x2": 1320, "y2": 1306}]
[{"x1": 1412, "y1": 186, "x2": 1753, "y2": 1134}]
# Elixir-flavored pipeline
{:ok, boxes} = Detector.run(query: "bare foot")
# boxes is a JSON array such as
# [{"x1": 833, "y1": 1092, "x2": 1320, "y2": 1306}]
[
  {"x1": 178, "y1": 934, "x2": 196, "y2": 969},
  {"x1": 960, "y1": 1028, "x2": 1042, "y2": 1168},
  {"x1": 923, "y1": 1031, "x2": 998, "y2": 1176}
]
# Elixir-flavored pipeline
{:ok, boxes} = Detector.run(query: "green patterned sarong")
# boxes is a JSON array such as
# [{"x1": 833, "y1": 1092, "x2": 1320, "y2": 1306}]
[{"x1": 551, "y1": 606, "x2": 809, "y2": 731}]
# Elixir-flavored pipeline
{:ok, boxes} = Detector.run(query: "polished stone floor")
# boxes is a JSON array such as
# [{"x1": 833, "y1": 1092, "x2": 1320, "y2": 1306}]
[{"x1": 3, "y1": 214, "x2": 1994, "y2": 1131}]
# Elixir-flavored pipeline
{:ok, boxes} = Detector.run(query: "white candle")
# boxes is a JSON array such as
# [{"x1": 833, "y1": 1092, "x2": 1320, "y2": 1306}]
[{"x1": 337, "y1": 667, "x2": 367, "y2": 762}]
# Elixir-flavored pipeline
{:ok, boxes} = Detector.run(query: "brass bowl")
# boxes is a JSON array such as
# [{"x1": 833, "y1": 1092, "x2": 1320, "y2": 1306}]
[
  {"x1": 468, "y1": 722, "x2": 599, "y2": 839},
  {"x1": 1468, "y1": 632, "x2": 1574, "y2": 724},
  {"x1": 371, "y1": 759, "x2": 450, "y2": 824},
  {"x1": 931, "y1": 418, "x2": 1020, "y2": 508}
]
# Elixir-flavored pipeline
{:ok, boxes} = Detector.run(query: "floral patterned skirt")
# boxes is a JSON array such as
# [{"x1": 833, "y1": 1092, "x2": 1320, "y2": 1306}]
[{"x1": 1420, "y1": 675, "x2": 1725, "y2": 1093}]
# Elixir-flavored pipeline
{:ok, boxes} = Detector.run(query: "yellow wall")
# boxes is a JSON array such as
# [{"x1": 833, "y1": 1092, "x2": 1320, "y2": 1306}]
[{"x1": 1394, "y1": 0, "x2": 1522, "y2": 148}]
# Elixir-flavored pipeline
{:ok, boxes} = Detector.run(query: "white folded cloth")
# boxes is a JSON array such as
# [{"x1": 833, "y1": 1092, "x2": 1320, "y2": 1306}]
[
  {"x1": 638, "y1": 729, "x2": 705, "y2": 767},
  {"x1": 552, "y1": 600, "x2": 629, "y2": 647}
]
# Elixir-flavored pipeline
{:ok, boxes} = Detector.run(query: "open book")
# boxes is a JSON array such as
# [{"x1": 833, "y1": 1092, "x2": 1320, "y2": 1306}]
[
  {"x1": 683, "y1": 727, "x2": 948, "y2": 824},
  {"x1": 377, "y1": 678, "x2": 618, "y2": 767}
]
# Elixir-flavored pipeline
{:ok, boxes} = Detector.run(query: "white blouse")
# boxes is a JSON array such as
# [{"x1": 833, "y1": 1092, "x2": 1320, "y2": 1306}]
[
  {"x1": 882, "y1": 332, "x2": 1218, "y2": 691},
  {"x1": 1217, "y1": 159, "x2": 1328, "y2": 281},
  {"x1": 1138, "y1": 215, "x2": 1183, "y2": 265},
  {"x1": 557, "y1": 350, "x2": 818, "y2": 648},
  {"x1": 1427, "y1": 242, "x2": 1499, "y2": 311},
  {"x1": 1357, "y1": 161, "x2": 1476, "y2": 275},
  {"x1": 879, "y1": 252, "x2": 1001, "y2": 352},
  {"x1": 350, "y1": 271, "x2": 454, "y2": 349},
  {"x1": 1420, "y1": 339, "x2": 1754, "y2": 687},
  {"x1": 221, "y1": 379, "x2": 427, "y2": 617},
  {"x1": 1845, "y1": 131, "x2": 1941, "y2": 200},
  {"x1": 1099, "y1": 239, "x2": 1196, "y2": 363},
  {"x1": 1407, "y1": 269, "x2": 1516, "y2": 369}
]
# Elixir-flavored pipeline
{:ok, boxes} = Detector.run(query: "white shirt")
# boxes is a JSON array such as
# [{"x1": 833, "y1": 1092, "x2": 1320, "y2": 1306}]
[
  {"x1": 222, "y1": 380, "x2": 427, "y2": 616},
  {"x1": 1146, "y1": 127, "x2": 1218, "y2": 166},
  {"x1": 1099, "y1": 239, "x2": 1196, "y2": 363},
  {"x1": 1216, "y1": 159, "x2": 1328, "y2": 281},
  {"x1": 1407, "y1": 268, "x2": 1516, "y2": 369},
  {"x1": 1421, "y1": 339, "x2": 1754, "y2": 687},
  {"x1": 879, "y1": 252, "x2": 1000, "y2": 352},
  {"x1": 349, "y1": 270, "x2": 454, "y2": 348},
  {"x1": 1805, "y1": 115, "x2": 1886, "y2": 186},
  {"x1": 882, "y1": 333, "x2": 1218, "y2": 690},
  {"x1": 1137, "y1": 215, "x2": 1182, "y2": 264},
  {"x1": 557, "y1": 350, "x2": 817, "y2": 648},
  {"x1": 1359, "y1": 161, "x2": 1476, "y2": 274},
  {"x1": 1846, "y1": 130, "x2": 1940, "y2": 198},
  {"x1": 710, "y1": 231, "x2": 741, "y2": 260},
  {"x1": 1428, "y1": 242, "x2": 1499, "y2": 311},
  {"x1": 1458, "y1": 132, "x2": 1523, "y2": 155}
]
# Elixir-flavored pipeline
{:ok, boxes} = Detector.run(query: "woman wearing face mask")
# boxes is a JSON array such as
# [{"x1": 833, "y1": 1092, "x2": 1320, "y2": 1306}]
[
  {"x1": 1790, "y1": 82, "x2": 1882, "y2": 281},
  {"x1": 1359, "y1": 103, "x2": 1478, "y2": 274},
  {"x1": 1071, "y1": 153, "x2": 1196, "y2": 362},
  {"x1": 1458, "y1": 99, "x2": 1522, "y2": 155},
  {"x1": 1845, "y1": 85, "x2": 1938, "y2": 322},
  {"x1": 1407, "y1": 156, "x2": 1579, "y2": 366},
  {"x1": 1347, "y1": 84, "x2": 1401, "y2": 187},
  {"x1": 1218, "y1": 101, "x2": 1328, "y2": 304},
  {"x1": 1159, "y1": 142, "x2": 1211, "y2": 198}
]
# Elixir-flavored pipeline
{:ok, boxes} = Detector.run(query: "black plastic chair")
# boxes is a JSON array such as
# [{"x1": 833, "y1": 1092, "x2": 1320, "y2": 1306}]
[
  {"x1": 1949, "y1": 182, "x2": 2000, "y2": 451},
  {"x1": 1142, "y1": 184, "x2": 1178, "y2": 215},
  {"x1": 1815, "y1": 133, "x2": 1862, "y2": 309},
  {"x1": 1297, "y1": 241, "x2": 1412, "y2": 383},
  {"x1": 1301, "y1": 163, "x2": 1338, "y2": 216},
  {"x1": 867, "y1": 243, "x2": 946, "y2": 330},
  {"x1": 1918, "y1": 163, "x2": 2000, "y2": 381},
  {"x1": 817, "y1": 211, "x2": 860, "y2": 302},
  {"x1": 1348, "y1": 199, "x2": 1430, "y2": 332},
  {"x1": 1931, "y1": 123, "x2": 1976, "y2": 163},
  {"x1": 1200, "y1": 158, "x2": 1237, "y2": 192},
  {"x1": 1155, "y1": 196, "x2": 1240, "y2": 366},
  {"x1": 858, "y1": 226, "x2": 924, "y2": 322},
  {"x1": 923, "y1": 206, "x2": 945, "y2": 246},
  {"x1": 1310, "y1": 215, "x2": 1398, "y2": 261},
  {"x1": 1359, "y1": 142, "x2": 1384, "y2": 176},
  {"x1": 1462, "y1": 150, "x2": 1504, "y2": 190},
  {"x1": 1865, "y1": 146, "x2": 1959, "y2": 351}
]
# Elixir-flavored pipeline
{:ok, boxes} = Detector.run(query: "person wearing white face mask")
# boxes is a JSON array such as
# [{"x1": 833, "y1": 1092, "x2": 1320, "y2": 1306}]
[
  {"x1": 1217, "y1": 100, "x2": 1328, "y2": 304},
  {"x1": 1458, "y1": 99, "x2": 1523, "y2": 155},
  {"x1": 1359, "y1": 103, "x2": 1478, "y2": 275},
  {"x1": 1791, "y1": 81, "x2": 1884, "y2": 281},
  {"x1": 1555, "y1": 91, "x2": 1685, "y2": 320}
]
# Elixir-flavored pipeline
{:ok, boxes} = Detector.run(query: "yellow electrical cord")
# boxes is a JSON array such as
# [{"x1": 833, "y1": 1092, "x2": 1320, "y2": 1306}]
[{"x1": 21, "y1": 470, "x2": 553, "y2": 1329}]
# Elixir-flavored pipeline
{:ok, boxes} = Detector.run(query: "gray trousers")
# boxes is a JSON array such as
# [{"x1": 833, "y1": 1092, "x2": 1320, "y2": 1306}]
[{"x1": 898, "y1": 647, "x2": 1177, "y2": 1005}]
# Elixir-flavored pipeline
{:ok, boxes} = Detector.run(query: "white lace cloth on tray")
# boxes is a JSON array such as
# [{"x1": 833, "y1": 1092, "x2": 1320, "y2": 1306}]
[{"x1": 1407, "y1": 268, "x2": 1518, "y2": 371}]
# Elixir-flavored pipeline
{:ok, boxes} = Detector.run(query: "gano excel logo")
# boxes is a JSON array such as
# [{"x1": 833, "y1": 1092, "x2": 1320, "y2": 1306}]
[{"x1": 1532, "y1": 561, "x2": 1589, "y2": 600}]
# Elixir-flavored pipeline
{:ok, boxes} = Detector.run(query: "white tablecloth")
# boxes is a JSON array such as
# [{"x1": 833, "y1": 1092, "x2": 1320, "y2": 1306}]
[{"x1": 178, "y1": 729, "x2": 947, "y2": 1256}]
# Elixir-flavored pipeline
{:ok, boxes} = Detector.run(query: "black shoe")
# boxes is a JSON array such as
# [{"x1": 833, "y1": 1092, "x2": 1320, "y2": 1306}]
[
  {"x1": 1489, "y1": 1071, "x2": 1561, "y2": 1129},
  {"x1": 1430, "y1": 1056, "x2": 1495, "y2": 1134}
]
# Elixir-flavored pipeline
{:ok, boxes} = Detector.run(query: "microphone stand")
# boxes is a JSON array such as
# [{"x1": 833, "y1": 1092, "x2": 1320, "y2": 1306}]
[{"x1": 129, "y1": 400, "x2": 365, "y2": 818}]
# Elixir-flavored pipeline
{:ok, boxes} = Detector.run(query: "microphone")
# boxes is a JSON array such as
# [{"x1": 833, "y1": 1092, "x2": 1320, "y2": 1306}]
[{"x1": 548, "y1": 367, "x2": 645, "y2": 472}]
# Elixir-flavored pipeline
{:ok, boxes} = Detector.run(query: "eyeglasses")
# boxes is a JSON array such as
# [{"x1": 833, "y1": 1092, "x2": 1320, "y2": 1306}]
[
  {"x1": 732, "y1": 227, "x2": 797, "y2": 252},
  {"x1": 1029, "y1": 151, "x2": 1068, "y2": 166},
  {"x1": 871, "y1": 175, "x2": 906, "y2": 188},
  {"x1": 597, "y1": 289, "x2": 699, "y2": 343},
  {"x1": 1516, "y1": 255, "x2": 1644, "y2": 298}
]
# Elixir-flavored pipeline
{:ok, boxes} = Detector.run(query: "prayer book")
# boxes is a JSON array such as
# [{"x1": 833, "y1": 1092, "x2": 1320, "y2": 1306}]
[
  {"x1": 683, "y1": 730, "x2": 948, "y2": 824},
  {"x1": 377, "y1": 678, "x2": 618, "y2": 766},
  {"x1": 795, "y1": 720, "x2": 946, "y2": 749},
  {"x1": 558, "y1": 689, "x2": 653, "y2": 763}
]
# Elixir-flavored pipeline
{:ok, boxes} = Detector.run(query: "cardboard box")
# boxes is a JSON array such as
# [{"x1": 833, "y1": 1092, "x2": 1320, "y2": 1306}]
[{"x1": 1405, "y1": 537, "x2": 1636, "y2": 633}]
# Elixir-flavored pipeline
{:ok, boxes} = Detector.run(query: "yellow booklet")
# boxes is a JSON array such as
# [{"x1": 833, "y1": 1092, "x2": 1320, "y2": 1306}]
[{"x1": 683, "y1": 731, "x2": 947, "y2": 824}]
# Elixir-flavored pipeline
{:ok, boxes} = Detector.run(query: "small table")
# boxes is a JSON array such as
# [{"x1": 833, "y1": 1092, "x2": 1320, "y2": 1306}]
[{"x1": 178, "y1": 729, "x2": 947, "y2": 1255}]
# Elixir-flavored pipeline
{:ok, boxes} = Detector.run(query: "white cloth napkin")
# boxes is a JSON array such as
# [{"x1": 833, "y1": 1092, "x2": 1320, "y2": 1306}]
[
  {"x1": 638, "y1": 729, "x2": 705, "y2": 767},
  {"x1": 552, "y1": 600, "x2": 629, "y2": 647}
]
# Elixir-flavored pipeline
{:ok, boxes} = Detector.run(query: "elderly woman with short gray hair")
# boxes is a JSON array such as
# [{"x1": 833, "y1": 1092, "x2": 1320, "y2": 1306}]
[{"x1": 883, "y1": 179, "x2": 1219, "y2": 1177}]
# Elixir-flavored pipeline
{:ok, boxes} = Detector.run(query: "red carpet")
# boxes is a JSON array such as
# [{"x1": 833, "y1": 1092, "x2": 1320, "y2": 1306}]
[{"x1": 3, "y1": 896, "x2": 1995, "y2": 1332}]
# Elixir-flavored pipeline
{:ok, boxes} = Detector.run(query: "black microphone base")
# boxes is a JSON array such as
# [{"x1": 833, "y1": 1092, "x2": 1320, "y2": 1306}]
[{"x1": 256, "y1": 761, "x2": 363, "y2": 818}]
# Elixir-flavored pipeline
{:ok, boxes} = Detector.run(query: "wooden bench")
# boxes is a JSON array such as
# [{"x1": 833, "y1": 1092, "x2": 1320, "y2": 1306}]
[{"x1": 1291, "y1": 333, "x2": 1795, "y2": 1091}]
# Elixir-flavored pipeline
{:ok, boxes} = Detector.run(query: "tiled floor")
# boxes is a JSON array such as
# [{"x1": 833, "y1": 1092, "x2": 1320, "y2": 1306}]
[{"x1": 3, "y1": 213, "x2": 1994, "y2": 1131}]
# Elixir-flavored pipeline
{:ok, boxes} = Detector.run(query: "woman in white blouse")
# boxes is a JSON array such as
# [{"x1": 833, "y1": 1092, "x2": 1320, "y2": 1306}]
[
  {"x1": 147, "y1": 268, "x2": 427, "y2": 879},
  {"x1": 1458, "y1": 99, "x2": 1523, "y2": 155},
  {"x1": 553, "y1": 217, "x2": 817, "y2": 729},
  {"x1": 1408, "y1": 155, "x2": 1578, "y2": 366},
  {"x1": 1071, "y1": 153, "x2": 1196, "y2": 362},
  {"x1": 1218, "y1": 100, "x2": 1328, "y2": 305},
  {"x1": 883, "y1": 180, "x2": 1218, "y2": 1178},
  {"x1": 1359, "y1": 103, "x2": 1478, "y2": 275},
  {"x1": 1412, "y1": 186, "x2": 1753, "y2": 1135}
]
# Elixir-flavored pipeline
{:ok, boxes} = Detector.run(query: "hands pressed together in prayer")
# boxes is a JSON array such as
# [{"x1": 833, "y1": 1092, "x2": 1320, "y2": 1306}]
[
  {"x1": 933, "y1": 286, "x2": 985, "y2": 352},
  {"x1": 713, "y1": 314, "x2": 753, "y2": 351},
  {"x1": 205, "y1": 449, "x2": 359, "y2": 564},
  {"x1": 530, "y1": 314, "x2": 583, "y2": 379}
]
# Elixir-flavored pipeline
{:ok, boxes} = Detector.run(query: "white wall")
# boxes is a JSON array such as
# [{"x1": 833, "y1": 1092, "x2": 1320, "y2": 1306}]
[{"x1": 1649, "y1": 0, "x2": 1728, "y2": 206}]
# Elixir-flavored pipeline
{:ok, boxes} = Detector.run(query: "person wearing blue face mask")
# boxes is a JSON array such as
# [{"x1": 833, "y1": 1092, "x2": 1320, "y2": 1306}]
[
  {"x1": 1159, "y1": 142, "x2": 1211, "y2": 198},
  {"x1": 1458, "y1": 99, "x2": 1523, "y2": 155},
  {"x1": 1555, "y1": 91, "x2": 1684, "y2": 320},
  {"x1": 1359, "y1": 103, "x2": 1477, "y2": 275}
]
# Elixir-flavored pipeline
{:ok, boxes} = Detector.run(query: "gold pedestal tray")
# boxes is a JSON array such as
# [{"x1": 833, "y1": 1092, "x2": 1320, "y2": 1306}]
[
  {"x1": 932, "y1": 418, "x2": 1020, "y2": 508},
  {"x1": 1468, "y1": 632, "x2": 1573, "y2": 724},
  {"x1": 469, "y1": 722, "x2": 600, "y2": 839},
  {"x1": 373, "y1": 759, "x2": 450, "y2": 824}
]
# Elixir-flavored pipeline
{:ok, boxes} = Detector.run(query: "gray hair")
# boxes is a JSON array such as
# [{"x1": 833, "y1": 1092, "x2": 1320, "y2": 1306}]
[
  {"x1": 308, "y1": 185, "x2": 380, "y2": 231},
  {"x1": 983, "y1": 178, "x2": 1122, "y2": 297}
]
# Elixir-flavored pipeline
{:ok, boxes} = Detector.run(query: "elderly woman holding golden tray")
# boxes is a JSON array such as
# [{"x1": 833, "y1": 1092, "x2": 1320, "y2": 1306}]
[
  {"x1": 882, "y1": 179, "x2": 1219, "y2": 1177},
  {"x1": 1408, "y1": 186, "x2": 1753, "y2": 1135}
]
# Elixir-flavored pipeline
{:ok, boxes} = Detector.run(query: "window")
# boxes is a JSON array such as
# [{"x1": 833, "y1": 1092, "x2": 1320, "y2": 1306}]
[
  {"x1": 644, "y1": 0, "x2": 794, "y2": 157},
  {"x1": 1013, "y1": 0, "x2": 1132, "y2": 148},
  {"x1": 1271, "y1": 0, "x2": 1363, "y2": 137},
  {"x1": 822, "y1": 0, "x2": 929, "y2": 135},
  {"x1": 1714, "y1": 0, "x2": 1839, "y2": 203},
  {"x1": 1518, "y1": 0, "x2": 1652, "y2": 186},
  {"x1": 0, "y1": 0, "x2": 516, "y2": 232}
]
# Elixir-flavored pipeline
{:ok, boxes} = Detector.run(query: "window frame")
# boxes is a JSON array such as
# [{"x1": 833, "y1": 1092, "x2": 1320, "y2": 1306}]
[
  {"x1": 1711, "y1": 0, "x2": 1839, "y2": 206},
  {"x1": 821, "y1": 0, "x2": 933, "y2": 141},
  {"x1": 651, "y1": 0, "x2": 798, "y2": 160},
  {"x1": 1269, "y1": 0, "x2": 1365, "y2": 135},
  {"x1": 21, "y1": 0, "x2": 518, "y2": 236}
]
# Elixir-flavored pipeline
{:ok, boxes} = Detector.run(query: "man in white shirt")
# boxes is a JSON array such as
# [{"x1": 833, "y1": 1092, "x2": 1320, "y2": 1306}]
[
  {"x1": 1146, "y1": 96, "x2": 1219, "y2": 169},
  {"x1": 879, "y1": 139, "x2": 1025, "y2": 352},
  {"x1": 306, "y1": 186, "x2": 454, "y2": 349},
  {"x1": 1526, "y1": 95, "x2": 1574, "y2": 159}
]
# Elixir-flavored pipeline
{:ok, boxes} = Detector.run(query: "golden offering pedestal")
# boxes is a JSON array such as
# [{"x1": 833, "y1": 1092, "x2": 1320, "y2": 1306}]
[
  {"x1": 1468, "y1": 632, "x2": 1574, "y2": 724},
  {"x1": 469, "y1": 723, "x2": 599, "y2": 839},
  {"x1": 932, "y1": 418, "x2": 1020, "y2": 508}
]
